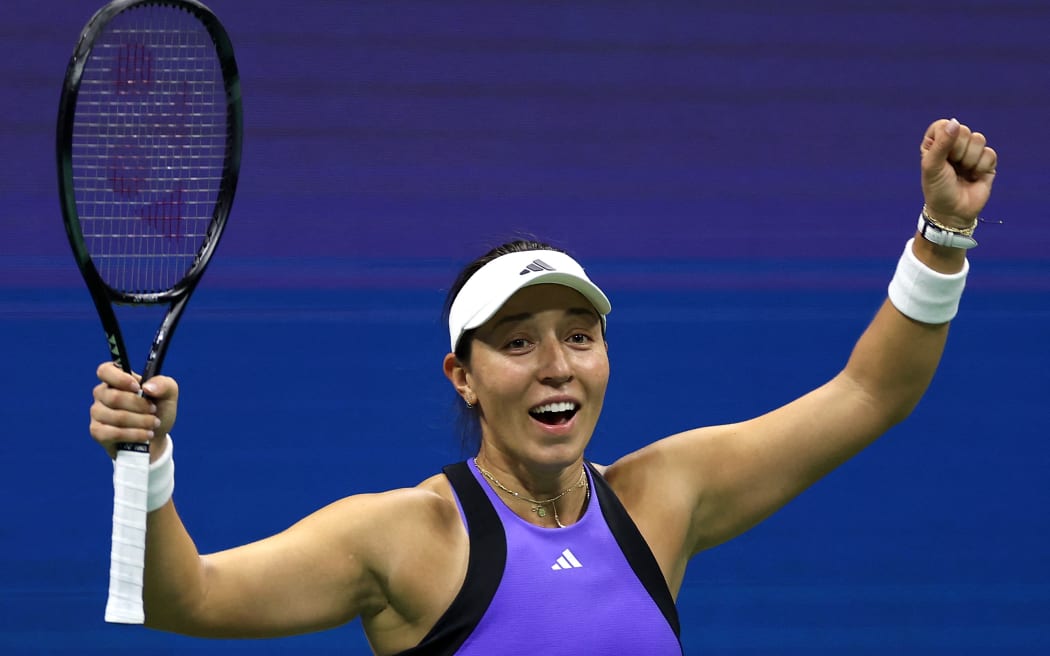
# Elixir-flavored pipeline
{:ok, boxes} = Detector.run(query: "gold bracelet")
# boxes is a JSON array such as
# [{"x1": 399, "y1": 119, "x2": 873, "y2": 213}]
[{"x1": 922, "y1": 204, "x2": 978, "y2": 237}]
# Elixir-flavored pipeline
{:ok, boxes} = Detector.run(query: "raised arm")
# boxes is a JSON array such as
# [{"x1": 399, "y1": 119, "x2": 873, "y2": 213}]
[
  {"x1": 613, "y1": 118, "x2": 997, "y2": 561},
  {"x1": 89, "y1": 364, "x2": 385, "y2": 634},
  {"x1": 88, "y1": 365, "x2": 464, "y2": 643}
]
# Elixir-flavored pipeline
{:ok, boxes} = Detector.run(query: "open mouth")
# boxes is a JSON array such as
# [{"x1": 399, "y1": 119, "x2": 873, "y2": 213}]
[{"x1": 529, "y1": 401, "x2": 579, "y2": 426}]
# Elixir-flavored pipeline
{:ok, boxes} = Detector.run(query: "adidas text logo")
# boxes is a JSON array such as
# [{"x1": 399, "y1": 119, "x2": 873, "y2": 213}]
[
  {"x1": 520, "y1": 259, "x2": 556, "y2": 275},
  {"x1": 551, "y1": 548, "x2": 583, "y2": 571}
]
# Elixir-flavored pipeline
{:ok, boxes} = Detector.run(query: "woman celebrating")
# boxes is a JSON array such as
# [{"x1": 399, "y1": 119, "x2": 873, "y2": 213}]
[{"x1": 88, "y1": 117, "x2": 996, "y2": 654}]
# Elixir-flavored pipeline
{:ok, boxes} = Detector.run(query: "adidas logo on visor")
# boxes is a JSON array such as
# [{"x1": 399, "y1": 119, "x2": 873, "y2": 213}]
[{"x1": 519, "y1": 259, "x2": 556, "y2": 275}]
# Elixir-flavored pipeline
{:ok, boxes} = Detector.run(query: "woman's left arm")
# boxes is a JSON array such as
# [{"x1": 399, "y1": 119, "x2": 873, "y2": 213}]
[{"x1": 622, "y1": 118, "x2": 998, "y2": 556}]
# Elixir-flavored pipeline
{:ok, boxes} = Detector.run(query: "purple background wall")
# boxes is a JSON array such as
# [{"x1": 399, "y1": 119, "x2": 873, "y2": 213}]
[{"x1": 1, "y1": 1, "x2": 1047, "y2": 654}]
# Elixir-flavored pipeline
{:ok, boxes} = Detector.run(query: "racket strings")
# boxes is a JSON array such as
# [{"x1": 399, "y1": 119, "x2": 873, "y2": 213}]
[{"x1": 71, "y1": 5, "x2": 229, "y2": 295}]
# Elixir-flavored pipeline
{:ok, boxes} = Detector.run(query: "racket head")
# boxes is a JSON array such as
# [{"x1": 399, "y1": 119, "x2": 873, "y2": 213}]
[{"x1": 57, "y1": 0, "x2": 243, "y2": 307}]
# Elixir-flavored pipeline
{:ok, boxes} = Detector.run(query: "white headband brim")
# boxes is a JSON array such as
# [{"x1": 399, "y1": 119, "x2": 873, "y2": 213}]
[{"x1": 448, "y1": 250, "x2": 611, "y2": 352}]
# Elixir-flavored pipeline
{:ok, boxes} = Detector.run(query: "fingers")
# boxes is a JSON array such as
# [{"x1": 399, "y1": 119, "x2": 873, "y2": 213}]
[
  {"x1": 90, "y1": 394, "x2": 158, "y2": 435},
  {"x1": 140, "y1": 375, "x2": 178, "y2": 403},
  {"x1": 96, "y1": 360, "x2": 141, "y2": 393},
  {"x1": 975, "y1": 145, "x2": 998, "y2": 179},
  {"x1": 91, "y1": 362, "x2": 179, "y2": 459},
  {"x1": 91, "y1": 380, "x2": 158, "y2": 458},
  {"x1": 953, "y1": 129, "x2": 996, "y2": 180},
  {"x1": 920, "y1": 118, "x2": 960, "y2": 165},
  {"x1": 922, "y1": 117, "x2": 997, "y2": 180},
  {"x1": 947, "y1": 121, "x2": 973, "y2": 163}
]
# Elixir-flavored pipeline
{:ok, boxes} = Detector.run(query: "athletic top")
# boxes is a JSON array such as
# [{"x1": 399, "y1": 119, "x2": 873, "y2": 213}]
[{"x1": 393, "y1": 460, "x2": 682, "y2": 655}]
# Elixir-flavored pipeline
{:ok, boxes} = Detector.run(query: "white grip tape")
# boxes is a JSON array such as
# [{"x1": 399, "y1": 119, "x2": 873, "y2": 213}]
[
  {"x1": 887, "y1": 238, "x2": 969, "y2": 324},
  {"x1": 104, "y1": 437, "x2": 175, "y2": 623},
  {"x1": 105, "y1": 447, "x2": 149, "y2": 624}
]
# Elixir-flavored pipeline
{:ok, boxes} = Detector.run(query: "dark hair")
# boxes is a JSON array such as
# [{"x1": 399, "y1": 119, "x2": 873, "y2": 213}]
[{"x1": 443, "y1": 238, "x2": 567, "y2": 453}]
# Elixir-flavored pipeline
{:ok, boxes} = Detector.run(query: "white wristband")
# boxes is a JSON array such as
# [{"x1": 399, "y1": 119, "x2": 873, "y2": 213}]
[
  {"x1": 146, "y1": 435, "x2": 175, "y2": 512},
  {"x1": 887, "y1": 239, "x2": 968, "y2": 324}
]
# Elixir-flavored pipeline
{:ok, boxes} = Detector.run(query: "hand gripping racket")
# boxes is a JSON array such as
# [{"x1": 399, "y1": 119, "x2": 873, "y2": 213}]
[{"x1": 56, "y1": 0, "x2": 242, "y2": 624}]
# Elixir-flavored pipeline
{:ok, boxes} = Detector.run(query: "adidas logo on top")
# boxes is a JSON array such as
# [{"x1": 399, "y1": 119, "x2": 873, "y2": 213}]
[
  {"x1": 551, "y1": 548, "x2": 583, "y2": 571},
  {"x1": 519, "y1": 259, "x2": 555, "y2": 275}
]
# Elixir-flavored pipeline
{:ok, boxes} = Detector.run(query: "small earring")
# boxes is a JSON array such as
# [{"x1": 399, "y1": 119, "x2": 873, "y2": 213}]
[{"x1": 465, "y1": 396, "x2": 475, "y2": 409}]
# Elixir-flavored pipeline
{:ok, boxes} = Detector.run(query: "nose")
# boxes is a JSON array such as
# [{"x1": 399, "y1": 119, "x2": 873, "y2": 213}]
[{"x1": 536, "y1": 338, "x2": 573, "y2": 386}]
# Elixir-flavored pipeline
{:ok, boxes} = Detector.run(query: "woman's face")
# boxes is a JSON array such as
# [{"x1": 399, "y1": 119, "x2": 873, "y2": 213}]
[{"x1": 460, "y1": 284, "x2": 609, "y2": 471}]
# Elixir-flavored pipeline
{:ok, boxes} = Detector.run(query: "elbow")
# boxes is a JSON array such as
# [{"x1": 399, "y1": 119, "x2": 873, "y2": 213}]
[
  {"x1": 883, "y1": 398, "x2": 919, "y2": 430},
  {"x1": 883, "y1": 374, "x2": 935, "y2": 428},
  {"x1": 838, "y1": 370, "x2": 928, "y2": 434},
  {"x1": 141, "y1": 560, "x2": 214, "y2": 636}
]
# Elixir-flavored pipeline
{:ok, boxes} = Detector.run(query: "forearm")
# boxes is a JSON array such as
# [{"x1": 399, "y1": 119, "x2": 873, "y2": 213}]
[
  {"x1": 138, "y1": 437, "x2": 210, "y2": 632},
  {"x1": 142, "y1": 500, "x2": 211, "y2": 632},
  {"x1": 683, "y1": 247, "x2": 967, "y2": 551},
  {"x1": 678, "y1": 117, "x2": 995, "y2": 554},
  {"x1": 841, "y1": 235, "x2": 967, "y2": 427},
  {"x1": 843, "y1": 113, "x2": 993, "y2": 428}
]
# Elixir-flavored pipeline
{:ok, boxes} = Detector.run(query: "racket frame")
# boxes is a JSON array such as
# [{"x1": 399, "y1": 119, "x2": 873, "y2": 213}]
[{"x1": 57, "y1": 0, "x2": 242, "y2": 382}]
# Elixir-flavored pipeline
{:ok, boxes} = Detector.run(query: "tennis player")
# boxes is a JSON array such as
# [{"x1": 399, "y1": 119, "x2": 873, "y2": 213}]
[{"x1": 89, "y1": 117, "x2": 996, "y2": 655}]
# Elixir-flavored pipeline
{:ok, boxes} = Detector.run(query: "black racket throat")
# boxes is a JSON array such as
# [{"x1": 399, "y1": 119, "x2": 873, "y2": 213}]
[{"x1": 91, "y1": 280, "x2": 194, "y2": 377}]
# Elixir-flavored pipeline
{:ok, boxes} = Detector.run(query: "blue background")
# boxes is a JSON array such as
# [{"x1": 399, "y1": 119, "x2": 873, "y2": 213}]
[{"x1": 1, "y1": 1, "x2": 1048, "y2": 653}]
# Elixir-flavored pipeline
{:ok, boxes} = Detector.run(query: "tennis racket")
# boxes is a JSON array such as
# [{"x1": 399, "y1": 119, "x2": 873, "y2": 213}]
[{"x1": 56, "y1": 0, "x2": 242, "y2": 624}]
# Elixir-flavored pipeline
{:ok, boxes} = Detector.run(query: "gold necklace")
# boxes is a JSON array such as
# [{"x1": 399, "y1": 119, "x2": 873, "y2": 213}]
[{"x1": 473, "y1": 458, "x2": 588, "y2": 528}]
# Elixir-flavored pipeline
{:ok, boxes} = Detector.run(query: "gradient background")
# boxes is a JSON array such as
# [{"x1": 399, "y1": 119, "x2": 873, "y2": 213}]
[{"x1": 2, "y1": 1, "x2": 1048, "y2": 654}]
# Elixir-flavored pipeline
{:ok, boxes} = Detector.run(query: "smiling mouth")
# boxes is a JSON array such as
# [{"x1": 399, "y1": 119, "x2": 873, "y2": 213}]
[{"x1": 529, "y1": 401, "x2": 579, "y2": 425}]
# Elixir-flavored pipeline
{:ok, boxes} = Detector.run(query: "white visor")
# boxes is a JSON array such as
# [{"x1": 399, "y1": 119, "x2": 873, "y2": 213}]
[{"x1": 448, "y1": 250, "x2": 611, "y2": 352}]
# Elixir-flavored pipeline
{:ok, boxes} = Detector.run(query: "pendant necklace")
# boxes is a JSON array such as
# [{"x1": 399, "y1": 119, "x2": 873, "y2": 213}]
[{"x1": 474, "y1": 458, "x2": 588, "y2": 528}]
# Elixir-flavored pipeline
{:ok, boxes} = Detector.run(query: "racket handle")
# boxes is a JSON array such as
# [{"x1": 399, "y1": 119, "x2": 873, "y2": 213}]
[{"x1": 104, "y1": 445, "x2": 150, "y2": 624}]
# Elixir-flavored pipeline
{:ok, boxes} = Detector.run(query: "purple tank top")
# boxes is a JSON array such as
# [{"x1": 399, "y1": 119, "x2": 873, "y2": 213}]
[{"x1": 445, "y1": 461, "x2": 682, "y2": 655}]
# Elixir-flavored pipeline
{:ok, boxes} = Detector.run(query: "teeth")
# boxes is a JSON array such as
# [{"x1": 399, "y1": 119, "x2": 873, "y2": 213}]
[{"x1": 531, "y1": 401, "x2": 577, "y2": 414}]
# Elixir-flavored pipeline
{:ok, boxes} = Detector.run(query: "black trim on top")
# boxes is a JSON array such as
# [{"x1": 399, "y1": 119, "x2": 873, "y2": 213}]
[
  {"x1": 586, "y1": 462, "x2": 682, "y2": 645},
  {"x1": 393, "y1": 462, "x2": 506, "y2": 656}
]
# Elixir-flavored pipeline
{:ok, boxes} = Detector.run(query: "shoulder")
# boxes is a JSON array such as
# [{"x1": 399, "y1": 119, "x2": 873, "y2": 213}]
[
  {"x1": 367, "y1": 475, "x2": 467, "y2": 581},
  {"x1": 596, "y1": 443, "x2": 697, "y2": 540},
  {"x1": 351, "y1": 473, "x2": 472, "y2": 646},
  {"x1": 600, "y1": 434, "x2": 692, "y2": 497},
  {"x1": 411, "y1": 471, "x2": 464, "y2": 528},
  {"x1": 316, "y1": 472, "x2": 462, "y2": 550},
  {"x1": 594, "y1": 431, "x2": 730, "y2": 585},
  {"x1": 600, "y1": 423, "x2": 734, "y2": 498}
]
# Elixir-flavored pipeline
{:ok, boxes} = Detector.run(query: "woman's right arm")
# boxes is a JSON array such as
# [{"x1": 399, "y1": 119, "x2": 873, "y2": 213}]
[{"x1": 89, "y1": 364, "x2": 393, "y2": 638}]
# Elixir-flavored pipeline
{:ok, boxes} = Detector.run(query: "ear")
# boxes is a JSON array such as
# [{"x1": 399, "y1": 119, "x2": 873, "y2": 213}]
[{"x1": 443, "y1": 353, "x2": 475, "y2": 406}]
